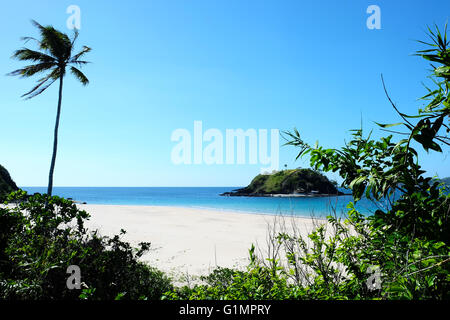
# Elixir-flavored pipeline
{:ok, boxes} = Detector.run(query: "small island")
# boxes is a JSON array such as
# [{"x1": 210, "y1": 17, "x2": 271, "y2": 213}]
[{"x1": 221, "y1": 168, "x2": 348, "y2": 197}]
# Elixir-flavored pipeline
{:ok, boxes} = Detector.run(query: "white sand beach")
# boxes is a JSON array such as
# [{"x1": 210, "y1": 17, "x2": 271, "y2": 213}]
[{"x1": 79, "y1": 204, "x2": 324, "y2": 280}]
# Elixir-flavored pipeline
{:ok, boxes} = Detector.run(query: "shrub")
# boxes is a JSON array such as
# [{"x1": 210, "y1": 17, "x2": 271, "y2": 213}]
[
  {"x1": 164, "y1": 246, "x2": 301, "y2": 300},
  {"x1": 0, "y1": 191, "x2": 172, "y2": 300}
]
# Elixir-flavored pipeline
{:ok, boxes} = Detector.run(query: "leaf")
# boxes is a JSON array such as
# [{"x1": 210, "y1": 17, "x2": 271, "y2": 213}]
[{"x1": 375, "y1": 122, "x2": 403, "y2": 128}]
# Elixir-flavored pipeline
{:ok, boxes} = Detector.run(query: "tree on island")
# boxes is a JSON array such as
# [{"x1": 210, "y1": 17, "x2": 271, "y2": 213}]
[
  {"x1": 9, "y1": 20, "x2": 91, "y2": 197},
  {"x1": 222, "y1": 168, "x2": 345, "y2": 196}
]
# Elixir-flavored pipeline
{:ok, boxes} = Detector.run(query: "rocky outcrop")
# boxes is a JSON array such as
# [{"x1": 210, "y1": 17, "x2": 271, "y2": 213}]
[
  {"x1": 0, "y1": 165, "x2": 18, "y2": 198},
  {"x1": 221, "y1": 169, "x2": 347, "y2": 197}
]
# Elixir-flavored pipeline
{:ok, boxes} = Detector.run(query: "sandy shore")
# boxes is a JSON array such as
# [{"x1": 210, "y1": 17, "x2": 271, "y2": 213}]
[{"x1": 79, "y1": 204, "x2": 324, "y2": 280}]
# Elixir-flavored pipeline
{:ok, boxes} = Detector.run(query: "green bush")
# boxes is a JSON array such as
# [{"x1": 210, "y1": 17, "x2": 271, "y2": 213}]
[
  {"x1": 0, "y1": 191, "x2": 172, "y2": 300},
  {"x1": 164, "y1": 246, "x2": 302, "y2": 300}
]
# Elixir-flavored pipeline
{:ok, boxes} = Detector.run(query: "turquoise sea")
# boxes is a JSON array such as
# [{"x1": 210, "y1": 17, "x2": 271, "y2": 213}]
[{"x1": 21, "y1": 187, "x2": 387, "y2": 218}]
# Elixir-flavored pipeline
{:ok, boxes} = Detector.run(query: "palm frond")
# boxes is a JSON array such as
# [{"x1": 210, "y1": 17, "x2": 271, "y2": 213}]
[
  {"x1": 69, "y1": 60, "x2": 90, "y2": 66},
  {"x1": 71, "y1": 29, "x2": 79, "y2": 49},
  {"x1": 11, "y1": 48, "x2": 56, "y2": 63},
  {"x1": 20, "y1": 36, "x2": 42, "y2": 46},
  {"x1": 21, "y1": 68, "x2": 60, "y2": 99},
  {"x1": 70, "y1": 66, "x2": 89, "y2": 85},
  {"x1": 8, "y1": 62, "x2": 56, "y2": 78},
  {"x1": 23, "y1": 78, "x2": 58, "y2": 100},
  {"x1": 71, "y1": 46, "x2": 91, "y2": 62},
  {"x1": 31, "y1": 19, "x2": 72, "y2": 61},
  {"x1": 10, "y1": 20, "x2": 90, "y2": 100}
]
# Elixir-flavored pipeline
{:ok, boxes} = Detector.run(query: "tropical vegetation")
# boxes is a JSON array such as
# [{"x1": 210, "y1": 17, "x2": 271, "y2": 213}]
[
  {"x1": 1, "y1": 23, "x2": 448, "y2": 300},
  {"x1": 0, "y1": 191, "x2": 172, "y2": 300},
  {"x1": 166, "y1": 24, "x2": 450, "y2": 300}
]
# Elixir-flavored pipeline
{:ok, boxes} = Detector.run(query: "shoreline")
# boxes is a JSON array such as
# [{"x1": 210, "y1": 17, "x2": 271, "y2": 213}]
[
  {"x1": 77, "y1": 202, "x2": 329, "y2": 219},
  {"x1": 79, "y1": 204, "x2": 324, "y2": 280},
  {"x1": 220, "y1": 192, "x2": 352, "y2": 198}
]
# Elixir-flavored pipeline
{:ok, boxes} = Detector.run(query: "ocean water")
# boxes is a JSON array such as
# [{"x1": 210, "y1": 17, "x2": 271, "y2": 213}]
[{"x1": 21, "y1": 187, "x2": 385, "y2": 217}]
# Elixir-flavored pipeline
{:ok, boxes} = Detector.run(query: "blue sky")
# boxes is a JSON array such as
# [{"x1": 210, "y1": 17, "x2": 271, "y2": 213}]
[{"x1": 1, "y1": 0, "x2": 449, "y2": 187}]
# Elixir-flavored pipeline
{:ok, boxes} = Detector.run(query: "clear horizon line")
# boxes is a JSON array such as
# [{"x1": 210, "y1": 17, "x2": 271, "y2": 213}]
[{"x1": 20, "y1": 186, "x2": 244, "y2": 188}]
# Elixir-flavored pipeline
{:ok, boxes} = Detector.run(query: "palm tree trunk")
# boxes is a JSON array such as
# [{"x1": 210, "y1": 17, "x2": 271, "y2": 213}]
[{"x1": 47, "y1": 75, "x2": 64, "y2": 197}]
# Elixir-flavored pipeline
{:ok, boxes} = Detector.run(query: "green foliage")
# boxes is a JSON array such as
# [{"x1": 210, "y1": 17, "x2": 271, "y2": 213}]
[
  {"x1": 278, "y1": 123, "x2": 450, "y2": 297},
  {"x1": 234, "y1": 168, "x2": 341, "y2": 195},
  {"x1": 164, "y1": 246, "x2": 300, "y2": 300},
  {"x1": 165, "y1": 194, "x2": 448, "y2": 300},
  {"x1": 0, "y1": 191, "x2": 172, "y2": 300},
  {"x1": 9, "y1": 20, "x2": 90, "y2": 99},
  {"x1": 2, "y1": 23, "x2": 449, "y2": 301},
  {"x1": 165, "y1": 24, "x2": 450, "y2": 301},
  {"x1": 378, "y1": 24, "x2": 449, "y2": 153},
  {"x1": 278, "y1": 24, "x2": 450, "y2": 299}
]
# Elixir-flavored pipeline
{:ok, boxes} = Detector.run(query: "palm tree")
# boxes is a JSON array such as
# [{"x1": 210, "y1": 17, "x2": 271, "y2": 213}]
[{"x1": 9, "y1": 20, "x2": 90, "y2": 197}]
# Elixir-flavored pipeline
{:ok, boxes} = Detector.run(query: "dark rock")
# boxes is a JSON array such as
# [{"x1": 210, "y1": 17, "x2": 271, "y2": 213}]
[{"x1": 0, "y1": 164, "x2": 19, "y2": 199}]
